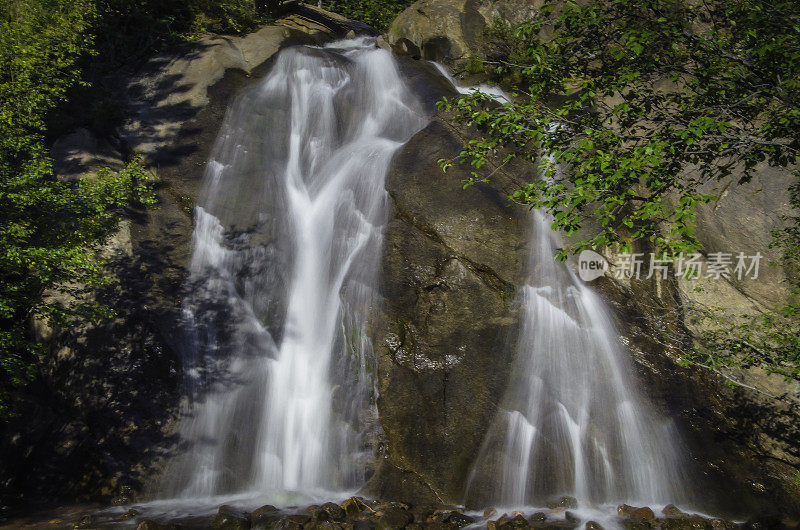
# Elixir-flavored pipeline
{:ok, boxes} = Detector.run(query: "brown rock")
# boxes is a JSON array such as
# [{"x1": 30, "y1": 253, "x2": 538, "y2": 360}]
[
  {"x1": 618, "y1": 505, "x2": 655, "y2": 520},
  {"x1": 662, "y1": 505, "x2": 688, "y2": 518}
]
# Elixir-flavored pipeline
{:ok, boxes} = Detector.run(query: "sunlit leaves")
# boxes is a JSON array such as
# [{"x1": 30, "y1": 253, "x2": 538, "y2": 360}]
[
  {"x1": 442, "y1": 0, "x2": 800, "y2": 383},
  {"x1": 443, "y1": 0, "x2": 799, "y2": 260},
  {"x1": 0, "y1": 1, "x2": 158, "y2": 416}
]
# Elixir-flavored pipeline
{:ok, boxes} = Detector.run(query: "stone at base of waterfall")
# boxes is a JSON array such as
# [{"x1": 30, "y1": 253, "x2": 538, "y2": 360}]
[
  {"x1": 136, "y1": 521, "x2": 171, "y2": 530},
  {"x1": 308, "y1": 502, "x2": 347, "y2": 523},
  {"x1": 136, "y1": 516, "x2": 215, "y2": 530},
  {"x1": 618, "y1": 505, "x2": 656, "y2": 520},
  {"x1": 662, "y1": 504, "x2": 689, "y2": 518},
  {"x1": 378, "y1": 503, "x2": 414, "y2": 529},
  {"x1": 212, "y1": 505, "x2": 250, "y2": 529},
  {"x1": 613, "y1": 504, "x2": 741, "y2": 530},
  {"x1": 487, "y1": 514, "x2": 528, "y2": 529},
  {"x1": 251, "y1": 504, "x2": 280, "y2": 527},
  {"x1": 546, "y1": 497, "x2": 579, "y2": 510}
]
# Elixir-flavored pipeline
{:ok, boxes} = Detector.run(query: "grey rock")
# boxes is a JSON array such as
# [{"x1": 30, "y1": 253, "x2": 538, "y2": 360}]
[
  {"x1": 313, "y1": 502, "x2": 347, "y2": 522},
  {"x1": 251, "y1": 506, "x2": 281, "y2": 529},
  {"x1": 618, "y1": 505, "x2": 655, "y2": 521},
  {"x1": 212, "y1": 505, "x2": 250, "y2": 529},
  {"x1": 377, "y1": 504, "x2": 414, "y2": 529},
  {"x1": 660, "y1": 516, "x2": 714, "y2": 529},
  {"x1": 662, "y1": 505, "x2": 688, "y2": 518},
  {"x1": 51, "y1": 128, "x2": 123, "y2": 178},
  {"x1": 365, "y1": 116, "x2": 531, "y2": 504},
  {"x1": 136, "y1": 521, "x2": 174, "y2": 530},
  {"x1": 388, "y1": 0, "x2": 540, "y2": 67},
  {"x1": 529, "y1": 513, "x2": 547, "y2": 523},
  {"x1": 547, "y1": 497, "x2": 579, "y2": 510}
]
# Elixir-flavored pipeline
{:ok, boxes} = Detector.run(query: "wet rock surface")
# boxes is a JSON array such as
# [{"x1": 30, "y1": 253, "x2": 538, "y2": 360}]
[
  {"x1": 1, "y1": 498, "x2": 773, "y2": 530},
  {"x1": 367, "y1": 114, "x2": 533, "y2": 504}
]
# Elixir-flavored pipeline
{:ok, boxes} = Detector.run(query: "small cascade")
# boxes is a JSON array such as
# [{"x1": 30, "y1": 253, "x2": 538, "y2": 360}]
[
  {"x1": 465, "y1": 212, "x2": 690, "y2": 508},
  {"x1": 160, "y1": 37, "x2": 429, "y2": 502}
]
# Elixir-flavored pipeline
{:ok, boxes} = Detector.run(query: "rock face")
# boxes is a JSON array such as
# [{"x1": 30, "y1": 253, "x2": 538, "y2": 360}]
[
  {"x1": 366, "y1": 116, "x2": 534, "y2": 503},
  {"x1": 388, "y1": 0, "x2": 540, "y2": 66}
]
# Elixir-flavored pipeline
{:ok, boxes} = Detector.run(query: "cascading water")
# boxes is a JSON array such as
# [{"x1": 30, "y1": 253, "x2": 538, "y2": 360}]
[
  {"x1": 160, "y1": 37, "x2": 428, "y2": 502},
  {"x1": 465, "y1": 210, "x2": 690, "y2": 509},
  {"x1": 431, "y1": 66, "x2": 692, "y2": 510}
]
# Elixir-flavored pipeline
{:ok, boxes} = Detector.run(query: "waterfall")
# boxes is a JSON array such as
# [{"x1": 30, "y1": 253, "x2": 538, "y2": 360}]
[
  {"x1": 429, "y1": 66, "x2": 692, "y2": 510},
  {"x1": 465, "y1": 211, "x2": 690, "y2": 508},
  {"x1": 160, "y1": 37, "x2": 428, "y2": 501}
]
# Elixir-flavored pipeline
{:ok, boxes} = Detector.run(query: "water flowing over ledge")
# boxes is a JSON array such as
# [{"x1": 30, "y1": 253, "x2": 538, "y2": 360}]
[
  {"x1": 158, "y1": 36, "x2": 429, "y2": 502},
  {"x1": 465, "y1": 212, "x2": 690, "y2": 509}
]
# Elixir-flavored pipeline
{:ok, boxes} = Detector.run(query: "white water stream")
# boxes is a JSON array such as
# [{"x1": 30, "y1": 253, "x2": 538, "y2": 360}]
[
  {"x1": 160, "y1": 37, "x2": 428, "y2": 502},
  {"x1": 430, "y1": 68, "x2": 692, "y2": 510},
  {"x1": 465, "y1": 211, "x2": 690, "y2": 508}
]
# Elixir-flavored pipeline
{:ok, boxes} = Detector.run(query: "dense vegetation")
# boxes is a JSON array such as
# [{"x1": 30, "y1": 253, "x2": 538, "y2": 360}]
[
  {"x1": 1, "y1": 0, "x2": 152, "y2": 418},
  {"x1": 0, "y1": 0, "x2": 283, "y2": 419},
  {"x1": 322, "y1": 0, "x2": 413, "y2": 31},
  {"x1": 439, "y1": 0, "x2": 799, "y2": 384}
]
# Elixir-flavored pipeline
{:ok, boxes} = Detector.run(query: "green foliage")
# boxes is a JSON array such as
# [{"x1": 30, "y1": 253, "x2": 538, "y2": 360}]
[
  {"x1": 0, "y1": 0, "x2": 157, "y2": 417},
  {"x1": 0, "y1": 155, "x2": 157, "y2": 417},
  {"x1": 92, "y1": 0, "x2": 272, "y2": 65},
  {"x1": 322, "y1": 0, "x2": 413, "y2": 31},
  {"x1": 439, "y1": 0, "x2": 800, "y2": 385},
  {"x1": 438, "y1": 0, "x2": 800, "y2": 260},
  {"x1": 1, "y1": 0, "x2": 95, "y2": 157}
]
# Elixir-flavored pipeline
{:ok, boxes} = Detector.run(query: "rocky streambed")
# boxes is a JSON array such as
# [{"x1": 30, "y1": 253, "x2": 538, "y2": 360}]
[{"x1": 4, "y1": 497, "x2": 790, "y2": 530}]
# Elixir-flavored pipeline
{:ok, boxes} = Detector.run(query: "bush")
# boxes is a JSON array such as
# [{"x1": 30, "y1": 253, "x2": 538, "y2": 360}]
[
  {"x1": 0, "y1": 0, "x2": 159, "y2": 418},
  {"x1": 322, "y1": 0, "x2": 413, "y2": 31}
]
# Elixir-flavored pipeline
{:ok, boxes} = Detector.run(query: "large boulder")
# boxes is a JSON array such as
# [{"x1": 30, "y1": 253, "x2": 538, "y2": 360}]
[
  {"x1": 388, "y1": 0, "x2": 540, "y2": 66},
  {"x1": 366, "y1": 116, "x2": 534, "y2": 503}
]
